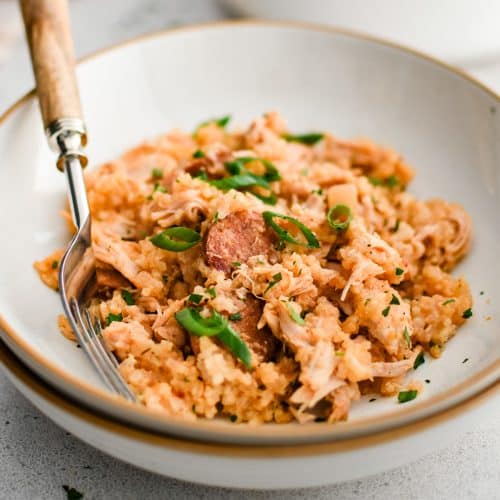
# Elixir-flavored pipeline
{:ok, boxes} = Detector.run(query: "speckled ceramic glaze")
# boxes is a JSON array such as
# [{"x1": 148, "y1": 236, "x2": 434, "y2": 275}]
[{"x1": 0, "y1": 22, "x2": 498, "y2": 482}]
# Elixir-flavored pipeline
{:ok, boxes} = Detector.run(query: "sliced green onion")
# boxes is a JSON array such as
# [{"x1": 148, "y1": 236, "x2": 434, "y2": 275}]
[
  {"x1": 442, "y1": 298, "x2": 455, "y2": 306},
  {"x1": 283, "y1": 132, "x2": 324, "y2": 145},
  {"x1": 193, "y1": 149, "x2": 205, "y2": 158},
  {"x1": 150, "y1": 227, "x2": 201, "y2": 252},
  {"x1": 251, "y1": 190, "x2": 277, "y2": 205},
  {"x1": 413, "y1": 352, "x2": 425, "y2": 370},
  {"x1": 327, "y1": 204, "x2": 352, "y2": 232},
  {"x1": 385, "y1": 175, "x2": 398, "y2": 188},
  {"x1": 403, "y1": 326, "x2": 412, "y2": 348},
  {"x1": 286, "y1": 302, "x2": 305, "y2": 326},
  {"x1": 106, "y1": 313, "x2": 123, "y2": 325},
  {"x1": 188, "y1": 293, "x2": 203, "y2": 304},
  {"x1": 121, "y1": 289, "x2": 135, "y2": 306},
  {"x1": 232, "y1": 261, "x2": 241, "y2": 268},
  {"x1": 264, "y1": 272, "x2": 282, "y2": 294},
  {"x1": 382, "y1": 306, "x2": 390, "y2": 317},
  {"x1": 207, "y1": 287, "x2": 217, "y2": 298},
  {"x1": 217, "y1": 324, "x2": 252, "y2": 369},
  {"x1": 175, "y1": 307, "x2": 251, "y2": 368},
  {"x1": 210, "y1": 174, "x2": 265, "y2": 191},
  {"x1": 395, "y1": 267, "x2": 404, "y2": 276},
  {"x1": 398, "y1": 390, "x2": 418, "y2": 403},
  {"x1": 175, "y1": 308, "x2": 226, "y2": 336},
  {"x1": 151, "y1": 168, "x2": 163, "y2": 179},
  {"x1": 390, "y1": 294, "x2": 400, "y2": 305},
  {"x1": 263, "y1": 211, "x2": 320, "y2": 248},
  {"x1": 196, "y1": 115, "x2": 231, "y2": 131},
  {"x1": 462, "y1": 308, "x2": 473, "y2": 319}
]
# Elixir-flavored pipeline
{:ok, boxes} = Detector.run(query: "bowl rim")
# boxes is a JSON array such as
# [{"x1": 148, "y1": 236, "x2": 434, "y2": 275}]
[
  {"x1": 2, "y1": 339, "x2": 499, "y2": 457},
  {"x1": 0, "y1": 19, "x2": 499, "y2": 447}
]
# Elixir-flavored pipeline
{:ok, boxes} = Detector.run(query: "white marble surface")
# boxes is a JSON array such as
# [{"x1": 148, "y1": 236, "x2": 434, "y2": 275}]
[{"x1": 0, "y1": 1, "x2": 499, "y2": 498}]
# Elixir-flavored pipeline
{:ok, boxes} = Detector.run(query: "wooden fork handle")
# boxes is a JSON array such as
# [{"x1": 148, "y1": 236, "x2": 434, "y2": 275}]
[{"x1": 19, "y1": 0, "x2": 82, "y2": 129}]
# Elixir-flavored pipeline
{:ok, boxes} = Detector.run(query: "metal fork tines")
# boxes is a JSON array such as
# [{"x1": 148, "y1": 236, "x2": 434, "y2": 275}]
[
  {"x1": 69, "y1": 300, "x2": 136, "y2": 402},
  {"x1": 58, "y1": 155, "x2": 137, "y2": 403}
]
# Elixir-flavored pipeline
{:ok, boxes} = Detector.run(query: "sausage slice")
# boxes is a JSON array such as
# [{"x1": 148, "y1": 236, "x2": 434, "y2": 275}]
[{"x1": 204, "y1": 210, "x2": 275, "y2": 275}]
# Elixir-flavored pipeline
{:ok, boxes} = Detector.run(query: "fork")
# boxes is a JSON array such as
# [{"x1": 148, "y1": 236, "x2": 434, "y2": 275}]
[{"x1": 20, "y1": 0, "x2": 136, "y2": 402}]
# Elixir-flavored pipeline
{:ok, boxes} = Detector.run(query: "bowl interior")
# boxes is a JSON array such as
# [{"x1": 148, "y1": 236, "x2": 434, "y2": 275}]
[{"x1": 0, "y1": 23, "x2": 498, "y2": 443}]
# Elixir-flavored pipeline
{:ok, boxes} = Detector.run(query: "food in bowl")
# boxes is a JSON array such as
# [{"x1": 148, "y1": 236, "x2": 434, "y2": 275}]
[{"x1": 34, "y1": 112, "x2": 473, "y2": 424}]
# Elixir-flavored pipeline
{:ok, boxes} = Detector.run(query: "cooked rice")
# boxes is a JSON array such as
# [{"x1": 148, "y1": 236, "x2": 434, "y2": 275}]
[{"x1": 34, "y1": 112, "x2": 473, "y2": 424}]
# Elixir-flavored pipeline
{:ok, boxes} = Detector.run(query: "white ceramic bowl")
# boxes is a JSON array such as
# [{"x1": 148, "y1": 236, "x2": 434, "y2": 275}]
[
  {"x1": 220, "y1": 0, "x2": 500, "y2": 65},
  {"x1": 0, "y1": 20, "x2": 499, "y2": 482}
]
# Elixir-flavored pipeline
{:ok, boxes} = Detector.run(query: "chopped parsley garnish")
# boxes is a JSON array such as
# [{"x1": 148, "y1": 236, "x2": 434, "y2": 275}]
[
  {"x1": 121, "y1": 289, "x2": 135, "y2": 306},
  {"x1": 193, "y1": 149, "x2": 205, "y2": 158},
  {"x1": 311, "y1": 188, "x2": 323, "y2": 195},
  {"x1": 232, "y1": 261, "x2": 241, "y2": 268},
  {"x1": 413, "y1": 352, "x2": 425, "y2": 370},
  {"x1": 395, "y1": 267, "x2": 404, "y2": 276},
  {"x1": 442, "y1": 299, "x2": 455, "y2": 306},
  {"x1": 207, "y1": 287, "x2": 217, "y2": 298},
  {"x1": 228, "y1": 312, "x2": 242, "y2": 321},
  {"x1": 390, "y1": 294, "x2": 400, "y2": 305},
  {"x1": 151, "y1": 168, "x2": 163, "y2": 179},
  {"x1": 385, "y1": 175, "x2": 398, "y2": 188},
  {"x1": 188, "y1": 293, "x2": 203, "y2": 304},
  {"x1": 264, "y1": 272, "x2": 282, "y2": 294},
  {"x1": 286, "y1": 302, "x2": 306, "y2": 326},
  {"x1": 106, "y1": 313, "x2": 123, "y2": 325},
  {"x1": 382, "y1": 306, "x2": 390, "y2": 317},
  {"x1": 282, "y1": 132, "x2": 324, "y2": 145},
  {"x1": 403, "y1": 326, "x2": 411, "y2": 348},
  {"x1": 63, "y1": 485, "x2": 83, "y2": 500},
  {"x1": 368, "y1": 175, "x2": 399, "y2": 188},
  {"x1": 51, "y1": 260, "x2": 59, "y2": 269},
  {"x1": 398, "y1": 390, "x2": 418, "y2": 403},
  {"x1": 462, "y1": 358, "x2": 469, "y2": 364},
  {"x1": 147, "y1": 183, "x2": 167, "y2": 199},
  {"x1": 462, "y1": 308, "x2": 473, "y2": 319}
]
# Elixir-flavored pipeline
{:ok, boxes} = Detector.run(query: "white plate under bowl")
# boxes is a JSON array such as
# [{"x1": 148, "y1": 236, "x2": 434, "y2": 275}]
[
  {"x1": 2, "y1": 341, "x2": 498, "y2": 489},
  {"x1": 0, "y1": 22, "x2": 499, "y2": 447}
]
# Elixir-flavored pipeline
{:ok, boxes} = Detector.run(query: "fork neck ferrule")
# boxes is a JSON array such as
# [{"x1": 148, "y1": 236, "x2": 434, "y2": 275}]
[{"x1": 47, "y1": 118, "x2": 90, "y2": 230}]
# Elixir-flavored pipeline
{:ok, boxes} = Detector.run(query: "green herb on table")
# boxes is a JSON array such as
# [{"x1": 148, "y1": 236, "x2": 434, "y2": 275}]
[
  {"x1": 398, "y1": 390, "x2": 418, "y2": 403},
  {"x1": 63, "y1": 485, "x2": 83, "y2": 500}
]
